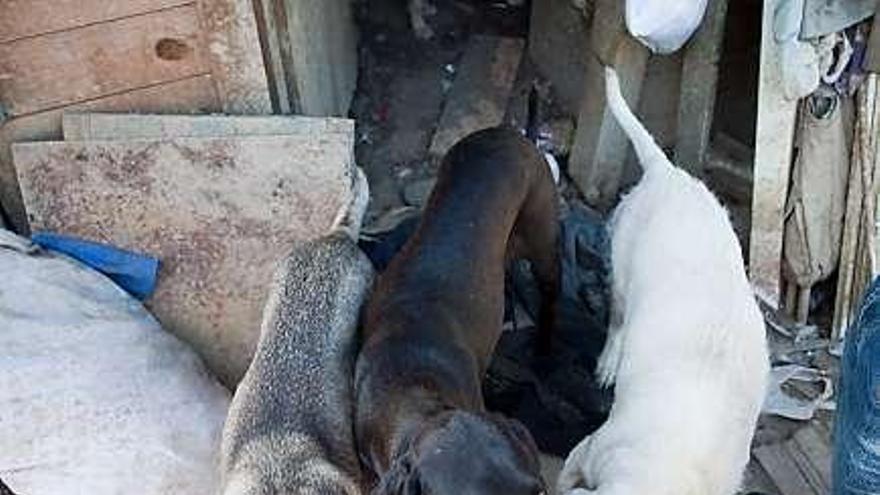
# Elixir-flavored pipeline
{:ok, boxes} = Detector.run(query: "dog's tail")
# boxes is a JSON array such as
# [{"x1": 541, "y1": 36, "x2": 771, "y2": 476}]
[{"x1": 604, "y1": 66, "x2": 670, "y2": 175}]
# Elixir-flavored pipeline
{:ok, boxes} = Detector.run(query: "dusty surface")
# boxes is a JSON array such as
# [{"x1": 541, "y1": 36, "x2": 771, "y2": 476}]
[
  {"x1": 350, "y1": 0, "x2": 536, "y2": 224},
  {"x1": 13, "y1": 135, "x2": 355, "y2": 386}
]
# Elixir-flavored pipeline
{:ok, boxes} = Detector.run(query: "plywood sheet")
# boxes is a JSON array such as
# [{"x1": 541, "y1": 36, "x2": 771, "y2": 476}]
[
  {"x1": 0, "y1": 0, "x2": 190, "y2": 43},
  {"x1": 429, "y1": 36, "x2": 524, "y2": 157},
  {"x1": 0, "y1": 75, "x2": 221, "y2": 233},
  {"x1": 0, "y1": 5, "x2": 208, "y2": 117},
  {"x1": 12, "y1": 134, "x2": 356, "y2": 385},
  {"x1": 63, "y1": 113, "x2": 354, "y2": 142}
]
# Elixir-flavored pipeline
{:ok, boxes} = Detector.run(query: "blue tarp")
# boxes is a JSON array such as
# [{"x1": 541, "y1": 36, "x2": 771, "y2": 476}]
[{"x1": 31, "y1": 232, "x2": 159, "y2": 300}]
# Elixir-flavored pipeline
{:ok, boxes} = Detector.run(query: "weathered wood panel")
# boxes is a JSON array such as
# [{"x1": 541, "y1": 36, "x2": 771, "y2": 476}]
[
  {"x1": 429, "y1": 36, "x2": 524, "y2": 157},
  {"x1": 13, "y1": 134, "x2": 356, "y2": 386},
  {"x1": 199, "y1": 0, "x2": 273, "y2": 114},
  {"x1": 528, "y1": 0, "x2": 591, "y2": 111},
  {"x1": 0, "y1": 5, "x2": 208, "y2": 117},
  {"x1": 0, "y1": 0, "x2": 190, "y2": 43},
  {"x1": 675, "y1": 0, "x2": 730, "y2": 173},
  {"x1": 754, "y1": 443, "x2": 816, "y2": 495},
  {"x1": 0, "y1": 75, "x2": 220, "y2": 233},
  {"x1": 749, "y1": 0, "x2": 798, "y2": 307},
  {"x1": 63, "y1": 113, "x2": 354, "y2": 142}
]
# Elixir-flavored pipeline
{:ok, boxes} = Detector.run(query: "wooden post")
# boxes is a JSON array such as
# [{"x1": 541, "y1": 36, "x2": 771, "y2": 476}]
[
  {"x1": 748, "y1": 0, "x2": 799, "y2": 308},
  {"x1": 255, "y1": 0, "x2": 358, "y2": 116},
  {"x1": 252, "y1": 0, "x2": 295, "y2": 114},
  {"x1": 834, "y1": 75, "x2": 880, "y2": 339},
  {"x1": 675, "y1": 0, "x2": 730, "y2": 174},
  {"x1": 568, "y1": 0, "x2": 650, "y2": 211}
]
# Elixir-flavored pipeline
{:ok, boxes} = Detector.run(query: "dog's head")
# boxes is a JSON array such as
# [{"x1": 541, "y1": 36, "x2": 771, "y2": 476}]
[{"x1": 373, "y1": 410, "x2": 546, "y2": 495}]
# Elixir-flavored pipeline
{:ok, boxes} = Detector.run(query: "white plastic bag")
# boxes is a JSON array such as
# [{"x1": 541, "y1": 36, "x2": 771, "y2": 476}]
[
  {"x1": 625, "y1": 0, "x2": 709, "y2": 54},
  {"x1": 0, "y1": 230, "x2": 230, "y2": 495}
]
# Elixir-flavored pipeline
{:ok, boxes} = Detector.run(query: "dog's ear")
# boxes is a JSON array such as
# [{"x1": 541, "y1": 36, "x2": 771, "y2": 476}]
[{"x1": 372, "y1": 452, "x2": 422, "y2": 495}]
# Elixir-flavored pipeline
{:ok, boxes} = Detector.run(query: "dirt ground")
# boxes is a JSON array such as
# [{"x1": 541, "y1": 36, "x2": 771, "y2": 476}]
[{"x1": 350, "y1": 0, "x2": 578, "y2": 225}]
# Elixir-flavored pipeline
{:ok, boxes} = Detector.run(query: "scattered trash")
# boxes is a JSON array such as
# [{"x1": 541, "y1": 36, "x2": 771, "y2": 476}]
[{"x1": 763, "y1": 364, "x2": 835, "y2": 420}]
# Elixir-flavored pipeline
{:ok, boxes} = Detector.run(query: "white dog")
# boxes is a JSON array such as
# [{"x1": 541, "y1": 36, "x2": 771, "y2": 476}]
[{"x1": 557, "y1": 67, "x2": 769, "y2": 495}]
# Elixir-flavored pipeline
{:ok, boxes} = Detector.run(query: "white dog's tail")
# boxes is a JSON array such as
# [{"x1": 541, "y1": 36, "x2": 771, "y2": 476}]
[{"x1": 604, "y1": 66, "x2": 670, "y2": 175}]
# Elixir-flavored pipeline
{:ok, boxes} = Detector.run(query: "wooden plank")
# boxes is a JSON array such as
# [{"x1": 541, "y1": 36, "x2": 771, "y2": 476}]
[
  {"x1": 198, "y1": 0, "x2": 273, "y2": 114},
  {"x1": 528, "y1": 0, "x2": 592, "y2": 110},
  {"x1": 0, "y1": 0, "x2": 190, "y2": 43},
  {"x1": 12, "y1": 134, "x2": 356, "y2": 386},
  {"x1": 748, "y1": 0, "x2": 799, "y2": 308},
  {"x1": 834, "y1": 76, "x2": 878, "y2": 339},
  {"x1": 675, "y1": 0, "x2": 730, "y2": 174},
  {"x1": 569, "y1": 32, "x2": 650, "y2": 211},
  {"x1": 754, "y1": 443, "x2": 818, "y2": 495},
  {"x1": 270, "y1": 0, "x2": 358, "y2": 116},
  {"x1": 0, "y1": 5, "x2": 208, "y2": 117},
  {"x1": 252, "y1": 0, "x2": 294, "y2": 113},
  {"x1": 429, "y1": 36, "x2": 524, "y2": 157},
  {"x1": 739, "y1": 456, "x2": 782, "y2": 495},
  {"x1": 63, "y1": 113, "x2": 354, "y2": 142},
  {"x1": 791, "y1": 425, "x2": 832, "y2": 491},
  {"x1": 0, "y1": 75, "x2": 221, "y2": 233}
]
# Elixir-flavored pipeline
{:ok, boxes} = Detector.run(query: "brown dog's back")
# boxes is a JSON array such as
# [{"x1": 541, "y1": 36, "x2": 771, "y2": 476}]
[{"x1": 355, "y1": 127, "x2": 560, "y2": 473}]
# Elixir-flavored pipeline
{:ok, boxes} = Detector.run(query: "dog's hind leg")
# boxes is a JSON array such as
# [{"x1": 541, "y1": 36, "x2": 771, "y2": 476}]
[
  {"x1": 557, "y1": 434, "x2": 594, "y2": 494},
  {"x1": 511, "y1": 192, "x2": 560, "y2": 354}
]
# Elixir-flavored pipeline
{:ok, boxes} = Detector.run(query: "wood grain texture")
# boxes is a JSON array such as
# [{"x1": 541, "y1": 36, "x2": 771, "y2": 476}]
[
  {"x1": 0, "y1": 75, "x2": 220, "y2": 233},
  {"x1": 13, "y1": 134, "x2": 356, "y2": 385},
  {"x1": 675, "y1": 0, "x2": 730, "y2": 174},
  {"x1": 569, "y1": 34, "x2": 649, "y2": 211},
  {"x1": 0, "y1": 0, "x2": 190, "y2": 43},
  {"x1": 199, "y1": 0, "x2": 273, "y2": 114},
  {"x1": 0, "y1": 5, "x2": 208, "y2": 117},
  {"x1": 429, "y1": 36, "x2": 524, "y2": 157},
  {"x1": 833, "y1": 75, "x2": 880, "y2": 338},
  {"x1": 754, "y1": 443, "x2": 816, "y2": 495},
  {"x1": 749, "y1": 0, "x2": 798, "y2": 307}
]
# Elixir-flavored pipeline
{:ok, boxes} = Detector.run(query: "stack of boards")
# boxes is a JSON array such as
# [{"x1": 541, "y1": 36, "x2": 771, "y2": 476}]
[{"x1": 11, "y1": 113, "x2": 361, "y2": 386}]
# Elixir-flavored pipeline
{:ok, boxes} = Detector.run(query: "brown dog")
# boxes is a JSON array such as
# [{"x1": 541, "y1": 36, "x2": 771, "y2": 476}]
[{"x1": 354, "y1": 127, "x2": 560, "y2": 495}]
